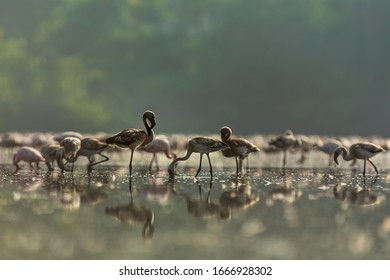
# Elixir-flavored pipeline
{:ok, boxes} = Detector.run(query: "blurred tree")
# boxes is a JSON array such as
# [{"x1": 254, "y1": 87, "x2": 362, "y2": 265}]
[{"x1": 0, "y1": 0, "x2": 389, "y2": 136}]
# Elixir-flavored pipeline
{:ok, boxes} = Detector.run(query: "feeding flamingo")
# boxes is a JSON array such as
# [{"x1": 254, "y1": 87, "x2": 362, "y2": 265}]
[
  {"x1": 333, "y1": 142, "x2": 385, "y2": 176},
  {"x1": 13, "y1": 146, "x2": 45, "y2": 171},
  {"x1": 168, "y1": 137, "x2": 228, "y2": 178}
]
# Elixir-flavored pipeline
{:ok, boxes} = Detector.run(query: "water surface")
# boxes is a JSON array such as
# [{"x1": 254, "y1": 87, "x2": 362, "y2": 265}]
[{"x1": 1, "y1": 150, "x2": 390, "y2": 260}]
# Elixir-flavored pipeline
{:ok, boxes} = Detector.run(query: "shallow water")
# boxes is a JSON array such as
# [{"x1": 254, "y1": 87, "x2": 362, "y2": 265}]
[{"x1": 1, "y1": 150, "x2": 390, "y2": 260}]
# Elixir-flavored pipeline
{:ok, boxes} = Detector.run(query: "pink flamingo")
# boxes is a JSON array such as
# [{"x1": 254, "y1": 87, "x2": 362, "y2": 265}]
[
  {"x1": 138, "y1": 135, "x2": 176, "y2": 171},
  {"x1": 13, "y1": 146, "x2": 45, "y2": 171}
]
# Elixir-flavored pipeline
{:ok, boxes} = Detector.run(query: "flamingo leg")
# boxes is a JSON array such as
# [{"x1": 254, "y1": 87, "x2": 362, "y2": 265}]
[
  {"x1": 367, "y1": 159, "x2": 379, "y2": 175},
  {"x1": 206, "y1": 153, "x2": 213, "y2": 177},
  {"x1": 235, "y1": 156, "x2": 240, "y2": 175},
  {"x1": 154, "y1": 153, "x2": 159, "y2": 170},
  {"x1": 195, "y1": 153, "x2": 204, "y2": 177},
  {"x1": 147, "y1": 154, "x2": 156, "y2": 171},
  {"x1": 363, "y1": 159, "x2": 366, "y2": 177},
  {"x1": 283, "y1": 150, "x2": 287, "y2": 168},
  {"x1": 129, "y1": 149, "x2": 135, "y2": 173},
  {"x1": 88, "y1": 153, "x2": 109, "y2": 172}
]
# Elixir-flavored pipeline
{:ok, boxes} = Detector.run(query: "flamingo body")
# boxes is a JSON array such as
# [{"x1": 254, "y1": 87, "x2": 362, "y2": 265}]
[
  {"x1": 13, "y1": 146, "x2": 45, "y2": 171},
  {"x1": 168, "y1": 137, "x2": 228, "y2": 178},
  {"x1": 138, "y1": 135, "x2": 176, "y2": 171}
]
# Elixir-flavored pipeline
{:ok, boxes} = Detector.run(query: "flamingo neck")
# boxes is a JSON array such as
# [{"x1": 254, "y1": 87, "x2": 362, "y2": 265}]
[
  {"x1": 341, "y1": 147, "x2": 354, "y2": 161},
  {"x1": 168, "y1": 149, "x2": 193, "y2": 177},
  {"x1": 142, "y1": 117, "x2": 155, "y2": 147}
]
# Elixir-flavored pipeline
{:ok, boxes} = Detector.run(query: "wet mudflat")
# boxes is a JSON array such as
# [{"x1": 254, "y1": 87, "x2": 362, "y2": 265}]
[{"x1": 1, "y1": 150, "x2": 390, "y2": 260}]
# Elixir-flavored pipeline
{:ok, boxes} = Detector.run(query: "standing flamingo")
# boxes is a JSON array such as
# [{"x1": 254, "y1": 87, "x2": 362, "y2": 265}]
[
  {"x1": 220, "y1": 126, "x2": 260, "y2": 175},
  {"x1": 168, "y1": 137, "x2": 228, "y2": 178},
  {"x1": 138, "y1": 135, "x2": 176, "y2": 171},
  {"x1": 269, "y1": 130, "x2": 301, "y2": 167},
  {"x1": 13, "y1": 146, "x2": 45, "y2": 171},
  {"x1": 333, "y1": 142, "x2": 385, "y2": 176},
  {"x1": 106, "y1": 111, "x2": 156, "y2": 173}
]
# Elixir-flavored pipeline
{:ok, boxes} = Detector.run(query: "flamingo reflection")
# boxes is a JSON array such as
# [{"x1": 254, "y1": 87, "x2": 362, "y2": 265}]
[{"x1": 105, "y1": 178, "x2": 155, "y2": 239}]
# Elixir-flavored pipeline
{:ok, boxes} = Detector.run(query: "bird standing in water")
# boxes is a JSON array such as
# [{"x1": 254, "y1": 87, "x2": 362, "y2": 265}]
[
  {"x1": 138, "y1": 135, "x2": 176, "y2": 171},
  {"x1": 220, "y1": 126, "x2": 260, "y2": 175},
  {"x1": 333, "y1": 142, "x2": 385, "y2": 176},
  {"x1": 168, "y1": 137, "x2": 228, "y2": 178},
  {"x1": 269, "y1": 130, "x2": 301, "y2": 167},
  {"x1": 106, "y1": 110, "x2": 156, "y2": 174}
]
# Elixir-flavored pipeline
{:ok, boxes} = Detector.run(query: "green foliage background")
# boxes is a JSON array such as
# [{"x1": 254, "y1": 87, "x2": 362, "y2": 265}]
[{"x1": 0, "y1": 0, "x2": 389, "y2": 136}]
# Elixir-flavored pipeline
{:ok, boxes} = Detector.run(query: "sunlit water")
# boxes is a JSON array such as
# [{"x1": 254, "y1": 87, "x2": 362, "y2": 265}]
[{"x1": 1, "y1": 149, "x2": 390, "y2": 259}]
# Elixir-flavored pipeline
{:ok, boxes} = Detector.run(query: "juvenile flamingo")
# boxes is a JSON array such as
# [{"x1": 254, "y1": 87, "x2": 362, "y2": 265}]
[
  {"x1": 168, "y1": 137, "x2": 228, "y2": 178},
  {"x1": 66, "y1": 138, "x2": 110, "y2": 173},
  {"x1": 138, "y1": 135, "x2": 176, "y2": 171},
  {"x1": 13, "y1": 146, "x2": 45, "y2": 171},
  {"x1": 269, "y1": 130, "x2": 301, "y2": 167},
  {"x1": 59, "y1": 137, "x2": 81, "y2": 172},
  {"x1": 333, "y1": 142, "x2": 385, "y2": 176},
  {"x1": 106, "y1": 110, "x2": 156, "y2": 173},
  {"x1": 40, "y1": 143, "x2": 64, "y2": 171},
  {"x1": 220, "y1": 126, "x2": 260, "y2": 175}
]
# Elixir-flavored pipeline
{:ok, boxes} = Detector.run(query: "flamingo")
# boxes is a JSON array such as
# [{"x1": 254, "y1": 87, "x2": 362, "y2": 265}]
[
  {"x1": 12, "y1": 146, "x2": 45, "y2": 171},
  {"x1": 40, "y1": 143, "x2": 64, "y2": 171},
  {"x1": 316, "y1": 138, "x2": 344, "y2": 166},
  {"x1": 138, "y1": 135, "x2": 176, "y2": 171},
  {"x1": 333, "y1": 142, "x2": 385, "y2": 176},
  {"x1": 220, "y1": 126, "x2": 260, "y2": 175},
  {"x1": 53, "y1": 131, "x2": 83, "y2": 142},
  {"x1": 168, "y1": 137, "x2": 228, "y2": 178},
  {"x1": 268, "y1": 130, "x2": 301, "y2": 167},
  {"x1": 66, "y1": 138, "x2": 110, "y2": 173},
  {"x1": 59, "y1": 137, "x2": 81, "y2": 172},
  {"x1": 106, "y1": 110, "x2": 156, "y2": 173}
]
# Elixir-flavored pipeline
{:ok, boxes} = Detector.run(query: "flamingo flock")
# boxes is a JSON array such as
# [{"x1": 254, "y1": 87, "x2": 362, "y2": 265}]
[{"x1": 3, "y1": 109, "x2": 388, "y2": 178}]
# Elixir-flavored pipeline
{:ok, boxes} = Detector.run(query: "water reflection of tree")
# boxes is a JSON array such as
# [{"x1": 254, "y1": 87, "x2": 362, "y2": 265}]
[{"x1": 105, "y1": 178, "x2": 155, "y2": 239}]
